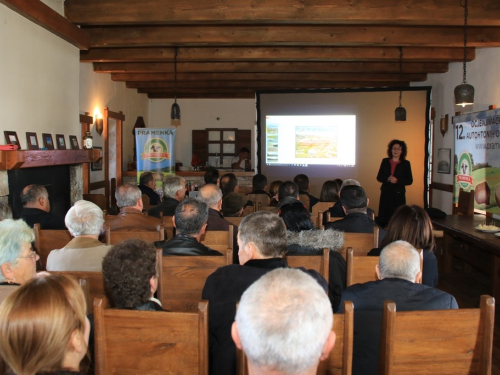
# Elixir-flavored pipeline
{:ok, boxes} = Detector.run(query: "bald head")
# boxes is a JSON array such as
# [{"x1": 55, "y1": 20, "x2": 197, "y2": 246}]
[
  {"x1": 20, "y1": 185, "x2": 50, "y2": 212},
  {"x1": 378, "y1": 240, "x2": 421, "y2": 283},
  {"x1": 198, "y1": 184, "x2": 223, "y2": 210}
]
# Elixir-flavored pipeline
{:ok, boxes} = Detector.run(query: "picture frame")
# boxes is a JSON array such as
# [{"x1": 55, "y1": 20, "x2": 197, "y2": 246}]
[
  {"x1": 42, "y1": 133, "x2": 55, "y2": 150},
  {"x1": 437, "y1": 148, "x2": 451, "y2": 174},
  {"x1": 26, "y1": 132, "x2": 39, "y2": 150},
  {"x1": 56, "y1": 134, "x2": 66, "y2": 150},
  {"x1": 69, "y1": 135, "x2": 79, "y2": 150},
  {"x1": 91, "y1": 146, "x2": 103, "y2": 171},
  {"x1": 4, "y1": 131, "x2": 21, "y2": 149}
]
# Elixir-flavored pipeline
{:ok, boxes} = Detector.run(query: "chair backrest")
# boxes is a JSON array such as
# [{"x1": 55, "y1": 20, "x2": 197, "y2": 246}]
[
  {"x1": 247, "y1": 194, "x2": 271, "y2": 210},
  {"x1": 346, "y1": 248, "x2": 379, "y2": 287},
  {"x1": 105, "y1": 224, "x2": 164, "y2": 245},
  {"x1": 156, "y1": 249, "x2": 232, "y2": 304},
  {"x1": 34, "y1": 223, "x2": 73, "y2": 270},
  {"x1": 161, "y1": 215, "x2": 175, "y2": 239},
  {"x1": 456, "y1": 188, "x2": 475, "y2": 215},
  {"x1": 286, "y1": 248, "x2": 330, "y2": 284},
  {"x1": 200, "y1": 226, "x2": 233, "y2": 256},
  {"x1": 379, "y1": 295, "x2": 495, "y2": 375},
  {"x1": 299, "y1": 194, "x2": 311, "y2": 211},
  {"x1": 325, "y1": 211, "x2": 344, "y2": 224},
  {"x1": 83, "y1": 193, "x2": 107, "y2": 211},
  {"x1": 51, "y1": 271, "x2": 105, "y2": 314},
  {"x1": 93, "y1": 297, "x2": 208, "y2": 375},
  {"x1": 141, "y1": 193, "x2": 152, "y2": 210},
  {"x1": 341, "y1": 228, "x2": 379, "y2": 258},
  {"x1": 225, "y1": 216, "x2": 243, "y2": 226},
  {"x1": 242, "y1": 205, "x2": 255, "y2": 217},
  {"x1": 313, "y1": 202, "x2": 335, "y2": 217}
]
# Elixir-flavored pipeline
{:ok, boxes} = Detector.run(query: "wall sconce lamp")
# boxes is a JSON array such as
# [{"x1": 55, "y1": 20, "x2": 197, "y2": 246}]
[
  {"x1": 440, "y1": 114, "x2": 449, "y2": 136},
  {"x1": 454, "y1": 0, "x2": 474, "y2": 107},
  {"x1": 93, "y1": 109, "x2": 103, "y2": 136}
]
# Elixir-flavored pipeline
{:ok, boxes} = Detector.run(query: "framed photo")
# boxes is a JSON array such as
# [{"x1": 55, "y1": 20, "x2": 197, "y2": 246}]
[
  {"x1": 26, "y1": 132, "x2": 39, "y2": 150},
  {"x1": 56, "y1": 134, "x2": 66, "y2": 150},
  {"x1": 69, "y1": 135, "x2": 79, "y2": 150},
  {"x1": 437, "y1": 148, "x2": 451, "y2": 174},
  {"x1": 42, "y1": 133, "x2": 55, "y2": 150},
  {"x1": 4, "y1": 131, "x2": 21, "y2": 149},
  {"x1": 91, "y1": 146, "x2": 103, "y2": 171}
]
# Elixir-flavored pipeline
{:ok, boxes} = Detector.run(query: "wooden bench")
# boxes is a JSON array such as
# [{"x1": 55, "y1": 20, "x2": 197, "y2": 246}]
[
  {"x1": 340, "y1": 228, "x2": 379, "y2": 258},
  {"x1": 200, "y1": 225, "x2": 234, "y2": 256},
  {"x1": 346, "y1": 248, "x2": 379, "y2": 287},
  {"x1": 286, "y1": 248, "x2": 330, "y2": 284},
  {"x1": 34, "y1": 223, "x2": 73, "y2": 270},
  {"x1": 105, "y1": 224, "x2": 164, "y2": 245}
]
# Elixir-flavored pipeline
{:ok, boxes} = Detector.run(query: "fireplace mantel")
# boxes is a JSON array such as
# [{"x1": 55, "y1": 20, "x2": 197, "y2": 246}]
[{"x1": 0, "y1": 149, "x2": 101, "y2": 170}]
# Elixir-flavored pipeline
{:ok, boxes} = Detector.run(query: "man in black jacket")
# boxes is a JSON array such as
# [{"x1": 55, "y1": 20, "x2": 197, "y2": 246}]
[{"x1": 20, "y1": 184, "x2": 65, "y2": 229}]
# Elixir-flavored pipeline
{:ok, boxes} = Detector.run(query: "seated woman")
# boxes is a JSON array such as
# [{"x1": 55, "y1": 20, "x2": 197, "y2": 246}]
[
  {"x1": 368, "y1": 204, "x2": 439, "y2": 287},
  {"x1": 102, "y1": 239, "x2": 162, "y2": 310},
  {"x1": 0, "y1": 219, "x2": 39, "y2": 303},
  {"x1": 319, "y1": 180, "x2": 341, "y2": 203},
  {"x1": 268, "y1": 180, "x2": 282, "y2": 207},
  {"x1": 0, "y1": 274, "x2": 89, "y2": 375},
  {"x1": 278, "y1": 201, "x2": 345, "y2": 311}
]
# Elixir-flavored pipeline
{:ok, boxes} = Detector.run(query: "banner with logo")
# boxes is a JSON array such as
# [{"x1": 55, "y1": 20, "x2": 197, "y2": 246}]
[
  {"x1": 135, "y1": 128, "x2": 176, "y2": 183},
  {"x1": 454, "y1": 108, "x2": 500, "y2": 215}
]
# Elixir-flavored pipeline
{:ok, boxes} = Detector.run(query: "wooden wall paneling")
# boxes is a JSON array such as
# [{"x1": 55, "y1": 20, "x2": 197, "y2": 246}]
[{"x1": 80, "y1": 112, "x2": 93, "y2": 194}]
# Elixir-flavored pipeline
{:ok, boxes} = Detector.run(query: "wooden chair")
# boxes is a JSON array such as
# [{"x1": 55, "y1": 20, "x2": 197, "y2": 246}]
[
  {"x1": 247, "y1": 194, "x2": 271, "y2": 211},
  {"x1": 83, "y1": 193, "x2": 107, "y2": 211},
  {"x1": 161, "y1": 215, "x2": 175, "y2": 239},
  {"x1": 51, "y1": 271, "x2": 106, "y2": 314},
  {"x1": 346, "y1": 248, "x2": 379, "y2": 287},
  {"x1": 286, "y1": 248, "x2": 330, "y2": 284},
  {"x1": 225, "y1": 216, "x2": 243, "y2": 226},
  {"x1": 141, "y1": 193, "x2": 152, "y2": 211},
  {"x1": 93, "y1": 297, "x2": 209, "y2": 375},
  {"x1": 299, "y1": 194, "x2": 311, "y2": 212},
  {"x1": 312, "y1": 201, "x2": 335, "y2": 217},
  {"x1": 242, "y1": 205, "x2": 255, "y2": 217},
  {"x1": 340, "y1": 227, "x2": 379, "y2": 258},
  {"x1": 454, "y1": 188, "x2": 475, "y2": 215},
  {"x1": 156, "y1": 249, "x2": 232, "y2": 304},
  {"x1": 237, "y1": 301, "x2": 354, "y2": 375},
  {"x1": 105, "y1": 224, "x2": 164, "y2": 245},
  {"x1": 325, "y1": 211, "x2": 343, "y2": 224},
  {"x1": 200, "y1": 225, "x2": 234, "y2": 256},
  {"x1": 379, "y1": 295, "x2": 495, "y2": 375},
  {"x1": 34, "y1": 223, "x2": 73, "y2": 270}
]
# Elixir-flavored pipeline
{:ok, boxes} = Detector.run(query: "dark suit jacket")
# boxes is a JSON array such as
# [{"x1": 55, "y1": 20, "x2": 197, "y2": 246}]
[
  {"x1": 339, "y1": 278, "x2": 458, "y2": 375},
  {"x1": 324, "y1": 201, "x2": 376, "y2": 222},
  {"x1": 21, "y1": 207, "x2": 66, "y2": 229},
  {"x1": 138, "y1": 184, "x2": 161, "y2": 205},
  {"x1": 206, "y1": 208, "x2": 240, "y2": 264},
  {"x1": 324, "y1": 212, "x2": 386, "y2": 246},
  {"x1": 376, "y1": 158, "x2": 413, "y2": 192},
  {"x1": 202, "y1": 258, "x2": 328, "y2": 375},
  {"x1": 157, "y1": 234, "x2": 222, "y2": 256},
  {"x1": 148, "y1": 197, "x2": 179, "y2": 218}
]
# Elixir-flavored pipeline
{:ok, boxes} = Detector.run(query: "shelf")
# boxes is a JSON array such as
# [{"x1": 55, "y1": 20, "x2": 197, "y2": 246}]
[
  {"x1": 0, "y1": 149, "x2": 101, "y2": 170},
  {"x1": 122, "y1": 170, "x2": 255, "y2": 178}
]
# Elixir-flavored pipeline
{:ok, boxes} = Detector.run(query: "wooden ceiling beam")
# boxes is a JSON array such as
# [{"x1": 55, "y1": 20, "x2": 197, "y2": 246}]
[
  {"x1": 147, "y1": 92, "x2": 256, "y2": 99},
  {"x1": 82, "y1": 25, "x2": 500, "y2": 48},
  {"x1": 81, "y1": 46, "x2": 474, "y2": 63},
  {"x1": 65, "y1": 0, "x2": 500, "y2": 27},
  {"x1": 1, "y1": 0, "x2": 89, "y2": 49},
  {"x1": 94, "y1": 61, "x2": 448, "y2": 74}
]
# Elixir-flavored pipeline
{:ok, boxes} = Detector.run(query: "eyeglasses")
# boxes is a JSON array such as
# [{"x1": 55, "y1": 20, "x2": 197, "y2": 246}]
[
  {"x1": 392, "y1": 147, "x2": 402, "y2": 151},
  {"x1": 18, "y1": 251, "x2": 40, "y2": 261}
]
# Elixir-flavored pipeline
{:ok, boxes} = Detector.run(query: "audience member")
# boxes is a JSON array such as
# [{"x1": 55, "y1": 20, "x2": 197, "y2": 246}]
[
  {"x1": 294, "y1": 173, "x2": 319, "y2": 211},
  {"x1": 324, "y1": 179, "x2": 375, "y2": 220},
  {"x1": 324, "y1": 185, "x2": 386, "y2": 245},
  {"x1": 198, "y1": 184, "x2": 234, "y2": 231},
  {"x1": 0, "y1": 274, "x2": 89, "y2": 375},
  {"x1": 156, "y1": 198, "x2": 222, "y2": 256},
  {"x1": 249, "y1": 173, "x2": 271, "y2": 197},
  {"x1": 20, "y1": 184, "x2": 65, "y2": 229},
  {"x1": 202, "y1": 211, "x2": 328, "y2": 375},
  {"x1": 319, "y1": 180, "x2": 341, "y2": 202},
  {"x1": 47, "y1": 200, "x2": 111, "y2": 271},
  {"x1": 340, "y1": 240, "x2": 458, "y2": 375},
  {"x1": 232, "y1": 268, "x2": 336, "y2": 375},
  {"x1": 204, "y1": 167, "x2": 220, "y2": 186},
  {"x1": 368, "y1": 204, "x2": 439, "y2": 287},
  {"x1": 106, "y1": 184, "x2": 161, "y2": 231},
  {"x1": 220, "y1": 173, "x2": 239, "y2": 196},
  {"x1": 268, "y1": 179, "x2": 282, "y2": 207},
  {"x1": 102, "y1": 239, "x2": 163, "y2": 311},
  {"x1": 231, "y1": 147, "x2": 250, "y2": 170},
  {"x1": 277, "y1": 180, "x2": 300, "y2": 208},
  {"x1": 279, "y1": 201, "x2": 345, "y2": 311},
  {"x1": 148, "y1": 175, "x2": 186, "y2": 218},
  {"x1": 0, "y1": 202, "x2": 12, "y2": 221},
  {"x1": 0, "y1": 219, "x2": 38, "y2": 303},
  {"x1": 221, "y1": 192, "x2": 247, "y2": 217},
  {"x1": 138, "y1": 172, "x2": 161, "y2": 205}
]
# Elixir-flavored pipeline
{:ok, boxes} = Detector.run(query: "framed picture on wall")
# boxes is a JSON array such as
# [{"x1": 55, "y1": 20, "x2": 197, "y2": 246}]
[
  {"x1": 69, "y1": 135, "x2": 79, "y2": 150},
  {"x1": 437, "y1": 148, "x2": 451, "y2": 174},
  {"x1": 4, "y1": 131, "x2": 21, "y2": 149},
  {"x1": 42, "y1": 133, "x2": 55, "y2": 150},
  {"x1": 91, "y1": 146, "x2": 103, "y2": 171},
  {"x1": 56, "y1": 134, "x2": 66, "y2": 150},
  {"x1": 26, "y1": 132, "x2": 39, "y2": 150}
]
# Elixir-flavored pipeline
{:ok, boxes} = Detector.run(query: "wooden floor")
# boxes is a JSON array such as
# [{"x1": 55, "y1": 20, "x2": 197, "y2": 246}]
[{"x1": 437, "y1": 270, "x2": 500, "y2": 374}]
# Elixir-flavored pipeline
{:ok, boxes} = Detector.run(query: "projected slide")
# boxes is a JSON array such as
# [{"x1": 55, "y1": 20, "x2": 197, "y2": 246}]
[{"x1": 265, "y1": 115, "x2": 356, "y2": 166}]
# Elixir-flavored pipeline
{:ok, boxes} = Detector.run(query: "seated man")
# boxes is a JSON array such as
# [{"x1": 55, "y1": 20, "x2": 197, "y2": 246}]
[
  {"x1": 156, "y1": 198, "x2": 222, "y2": 256},
  {"x1": 249, "y1": 173, "x2": 271, "y2": 198},
  {"x1": 277, "y1": 181, "x2": 300, "y2": 208},
  {"x1": 102, "y1": 239, "x2": 162, "y2": 311},
  {"x1": 339, "y1": 240, "x2": 458, "y2": 375},
  {"x1": 325, "y1": 185, "x2": 386, "y2": 245},
  {"x1": 294, "y1": 173, "x2": 319, "y2": 211},
  {"x1": 105, "y1": 184, "x2": 160, "y2": 231},
  {"x1": 220, "y1": 173, "x2": 239, "y2": 197},
  {"x1": 148, "y1": 175, "x2": 186, "y2": 218},
  {"x1": 233, "y1": 268, "x2": 336, "y2": 375},
  {"x1": 204, "y1": 167, "x2": 220, "y2": 186},
  {"x1": 221, "y1": 192, "x2": 247, "y2": 217},
  {"x1": 47, "y1": 200, "x2": 111, "y2": 271},
  {"x1": 324, "y1": 179, "x2": 376, "y2": 221},
  {"x1": 20, "y1": 184, "x2": 65, "y2": 229},
  {"x1": 138, "y1": 172, "x2": 161, "y2": 205},
  {"x1": 202, "y1": 211, "x2": 328, "y2": 375}
]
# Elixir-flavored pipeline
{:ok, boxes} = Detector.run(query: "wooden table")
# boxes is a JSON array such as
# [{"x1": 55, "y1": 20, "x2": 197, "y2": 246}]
[{"x1": 431, "y1": 214, "x2": 500, "y2": 303}]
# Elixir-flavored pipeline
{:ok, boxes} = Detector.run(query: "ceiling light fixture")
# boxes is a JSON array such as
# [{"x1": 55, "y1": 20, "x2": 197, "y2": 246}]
[
  {"x1": 395, "y1": 46, "x2": 406, "y2": 121},
  {"x1": 171, "y1": 47, "x2": 181, "y2": 126},
  {"x1": 454, "y1": 0, "x2": 474, "y2": 107}
]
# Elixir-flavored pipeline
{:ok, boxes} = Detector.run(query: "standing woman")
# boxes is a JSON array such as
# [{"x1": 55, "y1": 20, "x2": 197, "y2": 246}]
[{"x1": 376, "y1": 139, "x2": 413, "y2": 227}]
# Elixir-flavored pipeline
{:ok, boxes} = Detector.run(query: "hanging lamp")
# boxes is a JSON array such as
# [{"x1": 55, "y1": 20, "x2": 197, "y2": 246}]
[
  {"x1": 171, "y1": 47, "x2": 181, "y2": 126},
  {"x1": 395, "y1": 47, "x2": 407, "y2": 121},
  {"x1": 454, "y1": 0, "x2": 474, "y2": 107}
]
